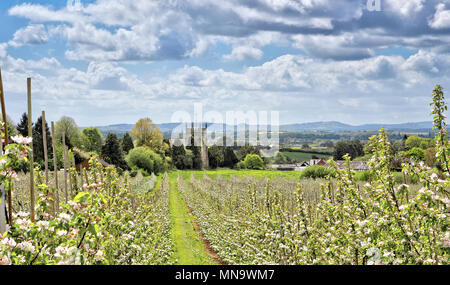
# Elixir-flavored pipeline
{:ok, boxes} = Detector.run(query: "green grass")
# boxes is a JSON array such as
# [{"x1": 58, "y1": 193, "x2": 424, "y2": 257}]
[
  {"x1": 177, "y1": 169, "x2": 304, "y2": 180},
  {"x1": 281, "y1": 151, "x2": 331, "y2": 162},
  {"x1": 168, "y1": 172, "x2": 216, "y2": 265}
]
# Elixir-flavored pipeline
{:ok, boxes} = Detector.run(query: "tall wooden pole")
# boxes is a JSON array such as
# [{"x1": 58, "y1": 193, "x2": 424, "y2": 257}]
[
  {"x1": 62, "y1": 132, "x2": 68, "y2": 203},
  {"x1": 42, "y1": 111, "x2": 49, "y2": 183},
  {"x1": 51, "y1": 122, "x2": 59, "y2": 214},
  {"x1": 27, "y1": 78, "x2": 35, "y2": 222},
  {"x1": 0, "y1": 67, "x2": 12, "y2": 225},
  {"x1": 67, "y1": 150, "x2": 73, "y2": 198},
  {"x1": 72, "y1": 156, "x2": 78, "y2": 193},
  {"x1": 0, "y1": 139, "x2": 6, "y2": 234}
]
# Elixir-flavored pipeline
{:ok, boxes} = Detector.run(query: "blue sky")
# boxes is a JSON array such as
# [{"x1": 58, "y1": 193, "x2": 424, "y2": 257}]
[{"x1": 1, "y1": 0, "x2": 450, "y2": 126}]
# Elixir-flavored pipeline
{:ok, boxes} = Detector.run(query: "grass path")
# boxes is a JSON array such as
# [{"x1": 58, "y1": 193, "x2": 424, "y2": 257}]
[{"x1": 168, "y1": 172, "x2": 216, "y2": 265}]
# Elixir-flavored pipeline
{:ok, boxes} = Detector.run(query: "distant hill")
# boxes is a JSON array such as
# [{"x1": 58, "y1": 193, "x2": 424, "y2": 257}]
[
  {"x1": 280, "y1": 121, "x2": 433, "y2": 132},
  {"x1": 84, "y1": 121, "x2": 435, "y2": 137}
]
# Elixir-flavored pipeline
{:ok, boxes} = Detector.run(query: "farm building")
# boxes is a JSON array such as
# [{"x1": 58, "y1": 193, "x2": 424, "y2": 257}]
[
  {"x1": 334, "y1": 161, "x2": 369, "y2": 171},
  {"x1": 309, "y1": 158, "x2": 327, "y2": 166},
  {"x1": 76, "y1": 156, "x2": 111, "y2": 171}
]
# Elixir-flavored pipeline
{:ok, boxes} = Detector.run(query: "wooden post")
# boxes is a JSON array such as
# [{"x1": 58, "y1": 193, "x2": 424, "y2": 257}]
[
  {"x1": 0, "y1": 138, "x2": 6, "y2": 234},
  {"x1": 67, "y1": 150, "x2": 73, "y2": 198},
  {"x1": 42, "y1": 111, "x2": 49, "y2": 183},
  {"x1": 62, "y1": 132, "x2": 68, "y2": 203},
  {"x1": 72, "y1": 156, "x2": 78, "y2": 193},
  {"x1": 27, "y1": 78, "x2": 35, "y2": 222},
  {"x1": 51, "y1": 122, "x2": 59, "y2": 214},
  {"x1": 0, "y1": 68, "x2": 13, "y2": 226},
  {"x1": 84, "y1": 169, "x2": 89, "y2": 185}
]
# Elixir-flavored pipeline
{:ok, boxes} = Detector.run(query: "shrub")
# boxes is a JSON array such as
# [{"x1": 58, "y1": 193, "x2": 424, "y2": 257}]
[
  {"x1": 354, "y1": 170, "x2": 371, "y2": 182},
  {"x1": 406, "y1": 147, "x2": 425, "y2": 161},
  {"x1": 236, "y1": 161, "x2": 246, "y2": 170},
  {"x1": 126, "y1": 146, "x2": 164, "y2": 175},
  {"x1": 243, "y1": 154, "x2": 265, "y2": 170},
  {"x1": 300, "y1": 165, "x2": 334, "y2": 179}
]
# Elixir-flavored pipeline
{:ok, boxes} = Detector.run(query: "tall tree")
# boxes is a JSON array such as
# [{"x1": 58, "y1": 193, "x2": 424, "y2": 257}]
[
  {"x1": 81, "y1": 127, "x2": 103, "y2": 153},
  {"x1": 208, "y1": 145, "x2": 224, "y2": 169},
  {"x1": 130, "y1": 118, "x2": 163, "y2": 151},
  {"x1": 16, "y1": 112, "x2": 29, "y2": 137},
  {"x1": 32, "y1": 116, "x2": 52, "y2": 166},
  {"x1": 55, "y1": 116, "x2": 81, "y2": 148},
  {"x1": 333, "y1": 139, "x2": 364, "y2": 160},
  {"x1": 122, "y1": 132, "x2": 134, "y2": 154},
  {"x1": 236, "y1": 144, "x2": 261, "y2": 161},
  {"x1": 223, "y1": 146, "x2": 238, "y2": 167},
  {"x1": 101, "y1": 133, "x2": 127, "y2": 169},
  {"x1": 172, "y1": 144, "x2": 190, "y2": 170}
]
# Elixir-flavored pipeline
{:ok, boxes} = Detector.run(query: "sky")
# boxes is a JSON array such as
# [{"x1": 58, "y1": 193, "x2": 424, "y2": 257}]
[{"x1": 0, "y1": 0, "x2": 450, "y2": 127}]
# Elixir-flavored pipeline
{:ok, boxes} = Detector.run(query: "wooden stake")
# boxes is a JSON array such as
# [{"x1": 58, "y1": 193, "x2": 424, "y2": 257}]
[
  {"x1": 27, "y1": 78, "x2": 35, "y2": 222},
  {"x1": 0, "y1": 67, "x2": 13, "y2": 226},
  {"x1": 67, "y1": 150, "x2": 73, "y2": 198},
  {"x1": 42, "y1": 111, "x2": 49, "y2": 183},
  {"x1": 0, "y1": 138, "x2": 6, "y2": 234},
  {"x1": 51, "y1": 121, "x2": 59, "y2": 214},
  {"x1": 62, "y1": 132, "x2": 68, "y2": 203},
  {"x1": 84, "y1": 169, "x2": 89, "y2": 186},
  {"x1": 72, "y1": 156, "x2": 78, "y2": 193}
]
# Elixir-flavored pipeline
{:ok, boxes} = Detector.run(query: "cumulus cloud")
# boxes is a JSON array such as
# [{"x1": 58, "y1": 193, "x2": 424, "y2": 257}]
[
  {"x1": 223, "y1": 46, "x2": 263, "y2": 61},
  {"x1": 0, "y1": 43, "x2": 7, "y2": 58},
  {"x1": 429, "y1": 3, "x2": 450, "y2": 29},
  {"x1": 6, "y1": 0, "x2": 450, "y2": 61},
  {"x1": 2, "y1": 0, "x2": 450, "y2": 125},
  {"x1": 385, "y1": 0, "x2": 426, "y2": 17},
  {"x1": 9, "y1": 24, "x2": 49, "y2": 47}
]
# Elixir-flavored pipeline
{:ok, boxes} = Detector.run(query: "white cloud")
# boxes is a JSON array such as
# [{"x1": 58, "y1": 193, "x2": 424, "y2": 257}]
[
  {"x1": 429, "y1": 3, "x2": 450, "y2": 29},
  {"x1": 0, "y1": 43, "x2": 7, "y2": 58},
  {"x1": 223, "y1": 46, "x2": 263, "y2": 61},
  {"x1": 385, "y1": 0, "x2": 425, "y2": 17},
  {"x1": 9, "y1": 24, "x2": 49, "y2": 47}
]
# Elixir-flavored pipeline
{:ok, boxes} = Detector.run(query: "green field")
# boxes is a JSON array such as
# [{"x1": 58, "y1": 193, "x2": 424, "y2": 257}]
[
  {"x1": 178, "y1": 169, "x2": 304, "y2": 180},
  {"x1": 281, "y1": 151, "x2": 331, "y2": 162}
]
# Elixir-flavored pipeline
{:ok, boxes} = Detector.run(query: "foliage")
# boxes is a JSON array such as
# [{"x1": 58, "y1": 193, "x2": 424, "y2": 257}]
[
  {"x1": 121, "y1": 133, "x2": 134, "y2": 154},
  {"x1": 236, "y1": 144, "x2": 261, "y2": 161},
  {"x1": 174, "y1": 85, "x2": 449, "y2": 265},
  {"x1": 223, "y1": 147, "x2": 238, "y2": 168},
  {"x1": 424, "y1": 147, "x2": 437, "y2": 168},
  {"x1": 243, "y1": 154, "x2": 264, "y2": 170},
  {"x1": 126, "y1": 147, "x2": 164, "y2": 175},
  {"x1": 101, "y1": 133, "x2": 127, "y2": 170},
  {"x1": 172, "y1": 145, "x2": 193, "y2": 170},
  {"x1": 300, "y1": 165, "x2": 334, "y2": 179},
  {"x1": 405, "y1": 147, "x2": 425, "y2": 161},
  {"x1": 16, "y1": 112, "x2": 28, "y2": 137},
  {"x1": 130, "y1": 118, "x2": 164, "y2": 151},
  {"x1": 333, "y1": 139, "x2": 364, "y2": 160},
  {"x1": 81, "y1": 127, "x2": 103, "y2": 154},
  {"x1": 0, "y1": 158, "x2": 175, "y2": 265},
  {"x1": 208, "y1": 145, "x2": 224, "y2": 169},
  {"x1": 55, "y1": 116, "x2": 81, "y2": 148},
  {"x1": 274, "y1": 152, "x2": 288, "y2": 164},
  {"x1": 32, "y1": 116, "x2": 53, "y2": 168},
  {"x1": 405, "y1": 136, "x2": 435, "y2": 150}
]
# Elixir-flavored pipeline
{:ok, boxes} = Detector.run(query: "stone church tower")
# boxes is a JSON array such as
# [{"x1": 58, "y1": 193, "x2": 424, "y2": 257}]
[{"x1": 186, "y1": 123, "x2": 209, "y2": 169}]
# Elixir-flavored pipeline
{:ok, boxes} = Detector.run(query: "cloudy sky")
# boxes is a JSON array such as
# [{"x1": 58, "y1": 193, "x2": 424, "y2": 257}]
[{"x1": 1, "y1": 0, "x2": 450, "y2": 127}]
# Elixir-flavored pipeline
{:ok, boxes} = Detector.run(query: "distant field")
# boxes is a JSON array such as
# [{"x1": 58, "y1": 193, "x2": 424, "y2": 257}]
[
  {"x1": 281, "y1": 151, "x2": 331, "y2": 162},
  {"x1": 178, "y1": 169, "x2": 304, "y2": 180}
]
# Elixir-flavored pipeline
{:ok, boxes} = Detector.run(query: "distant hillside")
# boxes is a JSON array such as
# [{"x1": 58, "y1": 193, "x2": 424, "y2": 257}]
[
  {"x1": 280, "y1": 121, "x2": 434, "y2": 132},
  {"x1": 85, "y1": 121, "x2": 435, "y2": 137}
]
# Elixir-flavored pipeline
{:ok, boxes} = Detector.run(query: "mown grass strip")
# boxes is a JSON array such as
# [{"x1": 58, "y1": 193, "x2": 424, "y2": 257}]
[{"x1": 168, "y1": 172, "x2": 216, "y2": 265}]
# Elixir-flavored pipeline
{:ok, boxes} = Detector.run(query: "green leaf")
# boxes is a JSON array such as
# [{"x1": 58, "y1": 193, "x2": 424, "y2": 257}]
[{"x1": 73, "y1": 192, "x2": 90, "y2": 203}]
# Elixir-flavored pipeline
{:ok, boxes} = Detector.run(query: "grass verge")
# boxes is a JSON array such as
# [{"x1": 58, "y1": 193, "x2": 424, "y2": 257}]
[{"x1": 168, "y1": 172, "x2": 216, "y2": 265}]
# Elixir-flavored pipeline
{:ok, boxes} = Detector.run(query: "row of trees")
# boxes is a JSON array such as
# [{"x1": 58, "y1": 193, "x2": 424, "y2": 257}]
[{"x1": 9, "y1": 112, "x2": 270, "y2": 174}]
